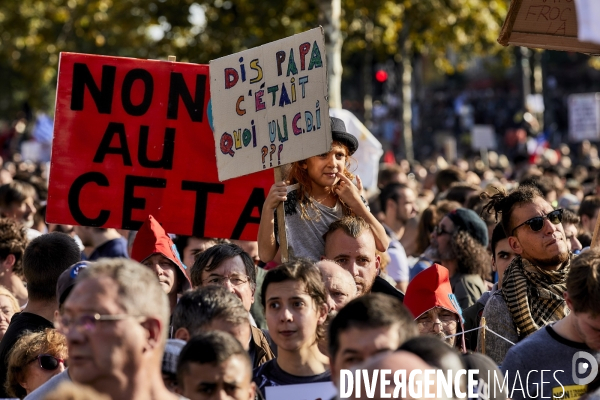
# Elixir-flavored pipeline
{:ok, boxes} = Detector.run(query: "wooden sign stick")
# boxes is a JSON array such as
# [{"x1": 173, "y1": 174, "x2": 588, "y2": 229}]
[
  {"x1": 481, "y1": 317, "x2": 486, "y2": 356},
  {"x1": 591, "y1": 213, "x2": 600, "y2": 250},
  {"x1": 274, "y1": 166, "x2": 289, "y2": 262}
]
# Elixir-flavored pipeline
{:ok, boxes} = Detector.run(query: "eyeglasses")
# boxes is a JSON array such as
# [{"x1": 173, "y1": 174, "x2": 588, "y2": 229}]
[
  {"x1": 511, "y1": 209, "x2": 563, "y2": 235},
  {"x1": 416, "y1": 316, "x2": 458, "y2": 330},
  {"x1": 55, "y1": 313, "x2": 141, "y2": 334},
  {"x1": 434, "y1": 225, "x2": 453, "y2": 236},
  {"x1": 29, "y1": 354, "x2": 64, "y2": 371},
  {"x1": 202, "y1": 275, "x2": 249, "y2": 287}
]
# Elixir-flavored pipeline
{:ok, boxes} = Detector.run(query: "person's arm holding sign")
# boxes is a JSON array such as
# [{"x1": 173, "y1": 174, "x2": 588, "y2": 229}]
[
  {"x1": 335, "y1": 172, "x2": 390, "y2": 252},
  {"x1": 258, "y1": 181, "x2": 288, "y2": 262}
]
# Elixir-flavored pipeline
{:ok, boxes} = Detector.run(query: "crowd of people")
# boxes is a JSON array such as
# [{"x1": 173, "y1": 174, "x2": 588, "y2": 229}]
[{"x1": 0, "y1": 115, "x2": 596, "y2": 399}]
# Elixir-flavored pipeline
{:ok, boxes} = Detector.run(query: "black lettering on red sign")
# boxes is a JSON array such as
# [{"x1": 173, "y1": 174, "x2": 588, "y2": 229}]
[
  {"x1": 93, "y1": 122, "x2": 133, "y2": 166},
  {"x1": 167, "y1": 73, "x2": 207, "y2": 122},
  {"x1": 70, "y1": 63, "x2": 116, "y2": 114},
  {"x1": 231, "y1": 187, "x2": 265, "y2": 239},
  {"x1": 121, "y1": 68, "x2": 154, "y2": 116},
  {"x1": 181, "y1": 181, "x2": 225, "y2": 237},
  {"x1": 122, "y1": 175, "x2": 167, "y2": 230},
  {"x1": 68, "y1": 172, "x2": 111, "y2": 226},
  {"x1": 138, "y1": 126, "x2": 175, "y2": 169}
]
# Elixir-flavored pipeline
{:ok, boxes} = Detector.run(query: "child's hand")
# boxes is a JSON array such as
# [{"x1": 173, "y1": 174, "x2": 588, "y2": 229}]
[
  {"x1": 355, "y1": 174, "x2": 366, "y2": 199},
  {"x1": 334, "y1": 173, "x2": 362, "y2": 209},
  {"x1": 263, "y1": 181, "x2": 288, "y2": 211}
]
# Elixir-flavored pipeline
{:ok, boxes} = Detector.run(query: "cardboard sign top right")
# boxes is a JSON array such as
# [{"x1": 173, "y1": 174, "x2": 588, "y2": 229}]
[{"x1": 498, "y1": 0, "x2": 600, "y2": 55}]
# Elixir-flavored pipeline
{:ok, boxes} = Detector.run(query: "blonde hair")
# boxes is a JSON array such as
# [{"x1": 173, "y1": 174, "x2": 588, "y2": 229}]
[
  {"x1": 6, "y1": 329, "x2": 67, "y2": 398},
  {"x1": 0, "y1": 286, "x2": 20, "y2": 314}
]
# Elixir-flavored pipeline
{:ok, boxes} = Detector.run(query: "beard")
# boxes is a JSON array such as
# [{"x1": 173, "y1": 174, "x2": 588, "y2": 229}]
[
  {"x1": 528, "y1": 249, "x2": 569, "y2": 270},
  {"x1": 354, "y1": 274, "x2": 377, "y2": 295}
]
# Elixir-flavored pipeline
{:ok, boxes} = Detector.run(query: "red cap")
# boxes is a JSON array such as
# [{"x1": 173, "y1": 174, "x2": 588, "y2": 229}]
[
  {"x1": 131, "y1": 215, "x2": 191, "y2": 288},
  {"x1": 404, "y1": 263, "x2": 460, "y2": 319}
]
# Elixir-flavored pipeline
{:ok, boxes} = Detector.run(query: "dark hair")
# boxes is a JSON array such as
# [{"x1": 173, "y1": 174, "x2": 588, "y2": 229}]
[
  {"x1": 328, "y1": 293, "x2": 418, "y2": 358},
  {"x1": 191, "y1": 243, "x2": 256, "y2": 288},
  {"x1": 398, "y1": 336, "x2": 463, "y2": 370},
  {"x1": 519, "y1": 175, "x2": 556, "y2": 199},
  {"x1": 446, "y1": 183, "x2": 480, "y2": 206},
  {"x1": 435, "y1": 168, "x2": 465, "y2": 192},
  {"x1": 174, "y1": 236, "x2": 226, "y2": 265},
  {"x1": 490, "y1": 223, "x2": 507, "y2": 261},
  {"x1": 0, "y1": 181, "x2": 36, "y2": 212},
  {"x1": 172, "y1": 286, "x2": 249, "y2": 336},
  {"x1": 261, "y1": 258, "x2": 327, "y2": 342},
  {"x1": 562, "y1": 209, "x2": 580, "y2": 225},
  {"x1": 450, "y1": 230, "x2": 491, "y2": 279},
  {"x1": 177, "y1": 331, "x2": 251, "y2": 390},
  {"x1": 578, "y1": 232, "x2": 592, "y2": 248},
  {"x1": 379, "y1": 183, "x2": 410, "y2": 213},
  {"x1": 578, "y1": 195, "x2": 600, "y2": 219},
  {"x1": 23, "y1": 233, "x2": 81, "y2": 301},
  {"x1": 415, "y1": 201, "x2": 461, "y2": 255},
  {"x1": 0, "y1": 218, "x2": 27, "y2": 277},
  {"x1": 378, "y1": 165, "x2": 404, "y2": 187},
  {"x1": 481, "y1": 185, "x2": 543, "y2": 236},
  {"x1": 566, "y1": 249, "x2": 600, "y2": 317}
]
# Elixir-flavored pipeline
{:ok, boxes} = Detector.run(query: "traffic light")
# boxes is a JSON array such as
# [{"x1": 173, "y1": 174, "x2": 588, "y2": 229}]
[{"x1": 375, "y1": 69, "x2": 388, "y2": 83}]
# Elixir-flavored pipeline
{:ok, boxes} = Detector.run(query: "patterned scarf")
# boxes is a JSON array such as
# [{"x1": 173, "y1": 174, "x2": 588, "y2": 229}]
[{"x1": 502, "y1": 255, "x2": 570, "y2": 339}]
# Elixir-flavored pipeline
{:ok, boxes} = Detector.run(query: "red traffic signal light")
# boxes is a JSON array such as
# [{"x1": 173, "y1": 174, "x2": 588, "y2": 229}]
[{"x1": 375, "y1": 70, "x2": 388, "y2": 83}]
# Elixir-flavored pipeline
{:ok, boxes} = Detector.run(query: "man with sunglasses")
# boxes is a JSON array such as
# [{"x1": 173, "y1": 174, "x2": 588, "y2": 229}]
[{"x1": 479, "y1": 185, "x2": 572, "y2": 365}]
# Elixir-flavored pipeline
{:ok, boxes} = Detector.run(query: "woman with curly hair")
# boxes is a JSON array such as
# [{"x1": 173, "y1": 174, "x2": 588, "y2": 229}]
[
  {"x1": 430, "y1": 208, "x2": 491, "y2": 309},
  {"x1": 5, "y1": 328, "x2": 67, "y2": 399}
]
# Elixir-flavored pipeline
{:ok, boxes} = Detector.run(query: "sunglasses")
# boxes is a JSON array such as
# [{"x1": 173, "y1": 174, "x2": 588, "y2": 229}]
[
  {"x1": 511, "y1": 209, "x2": 563, "y2": 235},
  {"x1": 434, "y1": 225, "x2": 453, "y2": 236},
  {"x1": 30, "y1": 354, "x2": 64, "y2": 371}
]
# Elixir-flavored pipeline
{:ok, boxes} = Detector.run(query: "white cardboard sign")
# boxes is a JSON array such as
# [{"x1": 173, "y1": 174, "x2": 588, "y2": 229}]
[
  {"x1": 568, "y1": 93, "x2": 600, "y2": 142},
  {"x1": 210, "y1": 27, "x2": 331, "y2": 181},
  {"x1": 265, "y1": 381, "x2": 337, "y2": 400}
]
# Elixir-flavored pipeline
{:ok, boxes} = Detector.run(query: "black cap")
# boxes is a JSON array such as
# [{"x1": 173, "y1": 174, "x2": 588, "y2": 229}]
[{"x1": 331, "y1": 116, "x2": 358, "y2": 155}]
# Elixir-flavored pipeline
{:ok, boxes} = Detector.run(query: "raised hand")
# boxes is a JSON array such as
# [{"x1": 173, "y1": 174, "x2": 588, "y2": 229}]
[
  {"x1": 334, "y1": 173, "x2": 362, "y2": 209},
  {"x1": 263, "y1": 181, "x2": 288, "y2": 211}
]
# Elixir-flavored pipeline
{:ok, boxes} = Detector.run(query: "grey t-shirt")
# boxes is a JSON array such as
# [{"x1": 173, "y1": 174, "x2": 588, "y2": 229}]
[
  {"x1": 278, "y1": 189, "x2": 344, "y2": 261},
  {"x1": 501, "y1": 324, "x2": 599, "y2": 400}
]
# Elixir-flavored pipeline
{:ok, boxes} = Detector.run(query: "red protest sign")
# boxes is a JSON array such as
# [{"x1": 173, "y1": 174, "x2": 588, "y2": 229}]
[{"x1": 47, "y1": 52, "x2": 273, "y2": 239}]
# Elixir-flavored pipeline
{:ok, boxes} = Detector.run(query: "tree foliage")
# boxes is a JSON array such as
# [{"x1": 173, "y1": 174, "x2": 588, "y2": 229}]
[{"x1": 0, "y1": 0, "x2": 508, "y2": 116}]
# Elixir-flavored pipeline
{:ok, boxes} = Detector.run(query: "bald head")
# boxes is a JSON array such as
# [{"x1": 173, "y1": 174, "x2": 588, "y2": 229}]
[{"x1": 317, "y1": 260, "x2": 358, "y2": 314}]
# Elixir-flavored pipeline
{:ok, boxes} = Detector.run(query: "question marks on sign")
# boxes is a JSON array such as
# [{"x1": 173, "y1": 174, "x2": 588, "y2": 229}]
[
  {"x1": 261, "y1": 146, "x2": 268, "y2": 169},
  {"x1": 278, "y1": 144, "x2": 283, "y2": 165},
  {"x1": 269, "y1": 144, "x2": 276, "y2": 167}
]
